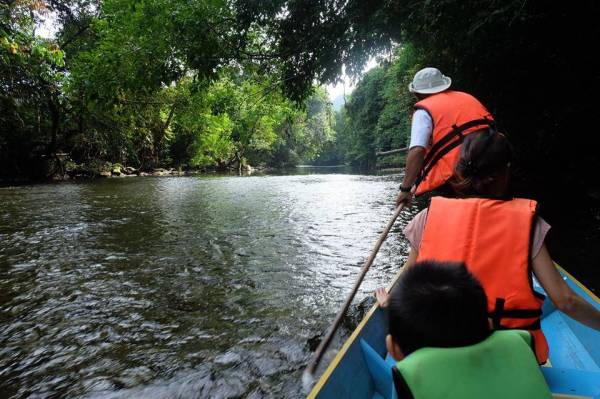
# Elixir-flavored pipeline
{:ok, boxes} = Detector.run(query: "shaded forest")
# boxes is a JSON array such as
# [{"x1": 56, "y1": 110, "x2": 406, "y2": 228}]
[{"x1": 2, "y1": 1, "x2": 599, "y2": 284}]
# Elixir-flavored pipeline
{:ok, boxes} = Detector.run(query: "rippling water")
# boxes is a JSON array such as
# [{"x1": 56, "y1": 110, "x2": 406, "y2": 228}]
[{"x1": 0, "y1": 171, "x2": 419, "y2": 398}]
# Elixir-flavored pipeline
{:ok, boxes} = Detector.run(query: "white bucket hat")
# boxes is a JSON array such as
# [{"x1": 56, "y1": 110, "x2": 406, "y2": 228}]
[{"x1": 409, "y1": 67, "x2": 452, "y2": 94}]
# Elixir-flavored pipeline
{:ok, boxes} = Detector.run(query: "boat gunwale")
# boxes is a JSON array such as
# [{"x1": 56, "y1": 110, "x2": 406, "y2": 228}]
[
  {"x1": 307, "y1": 265, "x2": 407, "y2": 398},
  {"x1": 555, "y1": 263, "x2": 600, "y2": 304}
]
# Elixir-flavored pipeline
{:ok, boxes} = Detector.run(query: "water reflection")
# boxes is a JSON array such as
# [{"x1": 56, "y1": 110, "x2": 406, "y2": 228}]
[{"x1": 0, "y1": 172, "x2": 417, "y2": 398}]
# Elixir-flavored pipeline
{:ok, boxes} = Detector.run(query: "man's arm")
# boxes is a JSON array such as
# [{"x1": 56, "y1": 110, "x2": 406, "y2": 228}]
[
  {"x1": 402, "y1": 146, "x2": 426, "y2": 188},
  {"x1": 395, "y1": 109, "x2": 431, "y2": 207},
  {"x1": 395, "y1": 147, "x2": 426, "y2": 206}
]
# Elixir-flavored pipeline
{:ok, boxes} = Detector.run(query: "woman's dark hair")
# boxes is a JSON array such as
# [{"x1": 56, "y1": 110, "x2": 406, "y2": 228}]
[
  {"x1": 387, "y1": 261, "x2": 490, "y2": 355},
  {"x1": 450, "y1": 129, "x2": 514, "y2": 197}
]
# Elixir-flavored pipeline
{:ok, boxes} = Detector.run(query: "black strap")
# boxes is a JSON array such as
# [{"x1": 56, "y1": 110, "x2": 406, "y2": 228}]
[
  {"x1": 415, "y1": 117, "x2": 495, "y2": 190},
  {"x1": 392, "y1": 366, "x2": 415, "y2": 399},
  {"x1": 528, "y1": 331, "x2": 537, "y2": 356},
  {"x1": 422, "y1": 118, "x2": 495, "y2": 169},
  {"x1": 490, "y1": 298, "x2": 505, "y2": 329},
  {"x1": 415, "y1": 135, "x2": 464, "y2": 188},
  {"x1": 490, "y1": 298, "x2": 542, "y2": 331},
  {"x1": 489, "y1": 298, "x2": 542, "y2": 328},
  {"x1": 496, "y1": 308, "x2": 543, "y2": 318}
]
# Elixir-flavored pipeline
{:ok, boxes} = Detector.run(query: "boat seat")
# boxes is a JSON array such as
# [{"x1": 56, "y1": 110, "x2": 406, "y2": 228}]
[
  {"x1": 543, "y1": 310, "x2": 600, "y2": 371},
  {"x1": 541, "y1": 309, "x2": 600, "y2": 398},
  {"x1": 542, "y1": 367, "x2": 600, "y2": 398}
]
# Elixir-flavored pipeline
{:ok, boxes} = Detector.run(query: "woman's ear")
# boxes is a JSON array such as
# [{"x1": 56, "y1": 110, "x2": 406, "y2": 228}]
[{"x1": 386, "y1": 334, "x2": 405, "y2": 362}]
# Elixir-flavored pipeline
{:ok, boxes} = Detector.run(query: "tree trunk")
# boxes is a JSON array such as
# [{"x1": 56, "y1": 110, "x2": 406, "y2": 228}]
[
  {"x1": 153, "y1": 102, "x2": 176, "y2": 166},
  {"x1": 46, "y1": 96, "x2": 63, "y2": 178},
  {"x1": 47, "y1": 97, "x2": 60, "y2": 156}
]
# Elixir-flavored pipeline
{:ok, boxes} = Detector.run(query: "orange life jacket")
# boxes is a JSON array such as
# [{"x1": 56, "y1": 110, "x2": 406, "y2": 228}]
[
  {"x1": 416, "y1": 196, "x2": 549, "y2": 363},
  {"x1": 414, "y1": 91, "x2": 494, "y2": 196}
]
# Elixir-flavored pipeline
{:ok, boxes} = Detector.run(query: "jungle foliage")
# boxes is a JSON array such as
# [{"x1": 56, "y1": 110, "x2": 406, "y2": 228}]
[
  {"x1": 1, "y1": 0, "x2": 336, "y2": 178},
  {"x1": 314, "y1": 44, "x2": 421, "y2": 169}
]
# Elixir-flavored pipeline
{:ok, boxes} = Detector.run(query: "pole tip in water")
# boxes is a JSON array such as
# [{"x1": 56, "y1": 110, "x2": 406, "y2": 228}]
[{"x1": 302, "y1": 369, "x2": 315, "y2": 394}]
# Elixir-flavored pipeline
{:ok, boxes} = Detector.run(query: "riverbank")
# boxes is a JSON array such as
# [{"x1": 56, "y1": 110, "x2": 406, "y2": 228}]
[
  {"x1": 0, "y1": 162, "x2": 361, "y2": 186},
  {"x1": 0, "y1": 163, "x2": 265, "y2": 186},
  {"x1": 65, "y1": 162, "x2": 262, "y2": 179}
]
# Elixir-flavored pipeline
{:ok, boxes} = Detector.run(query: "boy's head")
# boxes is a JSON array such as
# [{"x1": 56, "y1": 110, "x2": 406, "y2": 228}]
[{"x1": 386, "y1": 261, "x2": 490, "y2": 361}]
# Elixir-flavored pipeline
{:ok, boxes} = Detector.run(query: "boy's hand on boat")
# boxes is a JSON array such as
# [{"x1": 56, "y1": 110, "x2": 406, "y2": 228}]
[{"x1": 375, "y1": 287, "x2": 390, "y2": 308}]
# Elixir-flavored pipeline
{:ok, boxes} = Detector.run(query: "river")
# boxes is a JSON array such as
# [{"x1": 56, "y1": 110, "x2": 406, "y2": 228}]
[{"x1": 0, "y1": 170, "x2": 419, "y2": 398}]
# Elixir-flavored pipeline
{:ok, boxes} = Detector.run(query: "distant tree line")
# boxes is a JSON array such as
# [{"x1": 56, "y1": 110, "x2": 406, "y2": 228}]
[{"x1": 312, "y1": 45, "x2": 420, "y2": 169}]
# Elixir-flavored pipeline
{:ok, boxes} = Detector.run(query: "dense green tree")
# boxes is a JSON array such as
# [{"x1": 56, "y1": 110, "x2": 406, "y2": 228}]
[
  {"x1": 268, "y1": 87, "x2": 335, "y2": 167},
  {"x1": 0, "y1": 0, "x2": 339, "y2": 177},
  {"x1": 1, "y1": 0, "x2": 66, "y2": 178},
  {"x1": 343, "y1": 66, "x2": 386, "y2": 168},
  {"x1": 311, "y1": 106, "x2": 347, "y2": 166},
  {"x1": 169, "y1": 73, "x2": 297, "y2": 170},
  {"x1": 168, "y1": 79, "x2": 335, "y2": 170},
  {"x1": 231, "y1": 0, "x2": 397, "y2": 102}
]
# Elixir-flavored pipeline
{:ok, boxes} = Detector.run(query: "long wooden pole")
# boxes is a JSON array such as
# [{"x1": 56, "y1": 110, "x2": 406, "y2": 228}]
[
  {"x1": 303, "y1": 203, "x2": 405, "y2": 379},
  {"x1": 375, "y1": 147, "x2": 408, "y2": 157}
]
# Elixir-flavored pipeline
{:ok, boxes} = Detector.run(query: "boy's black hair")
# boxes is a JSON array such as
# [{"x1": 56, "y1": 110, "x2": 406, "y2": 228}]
[{"x1": 388, "y1": 261, "x2": 490, "y2": 356}]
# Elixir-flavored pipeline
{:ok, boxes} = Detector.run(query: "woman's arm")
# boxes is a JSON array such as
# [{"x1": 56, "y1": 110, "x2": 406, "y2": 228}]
[
  {"x1": 533, "y1": 243, "x2": 600, "y2": 330},
  {"x1": 405, "y1": 247, "x2": 418, "y2": 269}
]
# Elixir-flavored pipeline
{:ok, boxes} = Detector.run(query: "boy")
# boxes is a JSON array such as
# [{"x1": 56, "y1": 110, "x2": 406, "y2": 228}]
[{"x1": 377, "y1": 261, "x2": 551, "y2": 398}]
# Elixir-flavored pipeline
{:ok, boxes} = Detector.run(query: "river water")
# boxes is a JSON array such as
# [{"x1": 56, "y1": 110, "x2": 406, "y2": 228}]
[{"x1": 0, "y1": 170, "x2": 418, "y2": 398}]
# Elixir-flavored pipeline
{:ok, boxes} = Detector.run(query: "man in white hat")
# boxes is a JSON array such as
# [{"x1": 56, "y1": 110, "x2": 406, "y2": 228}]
[{"x1": 396, "y1": 67, "x2": 495, "y2": 206}]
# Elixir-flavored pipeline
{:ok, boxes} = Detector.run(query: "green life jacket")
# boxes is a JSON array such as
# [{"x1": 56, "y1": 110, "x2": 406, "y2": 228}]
[{"x1": 393, "y1": 330, "x2": 552, "y2": 399}]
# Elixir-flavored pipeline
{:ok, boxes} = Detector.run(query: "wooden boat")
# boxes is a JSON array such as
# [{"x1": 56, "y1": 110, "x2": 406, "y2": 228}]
[{"x1": 307, "y1": 264, "x2": 600, "y2": 399}]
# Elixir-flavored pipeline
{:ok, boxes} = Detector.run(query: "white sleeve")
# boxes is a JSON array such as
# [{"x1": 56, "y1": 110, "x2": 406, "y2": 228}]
[{"x1": 408, "y1": 109, "x2": 433, "y2": 149}]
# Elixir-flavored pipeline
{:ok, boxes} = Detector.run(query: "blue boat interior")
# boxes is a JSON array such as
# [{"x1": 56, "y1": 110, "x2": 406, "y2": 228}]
[{"x1": 312, "y1": 270, "x2": 600, "y2": 399}]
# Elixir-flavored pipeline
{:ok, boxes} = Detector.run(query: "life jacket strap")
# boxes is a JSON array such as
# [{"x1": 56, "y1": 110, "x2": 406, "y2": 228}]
[
  {"x1": 490, "y1": 298, "x2": 506, "y2": 329},
  {"x1": 415, "y1": 117, "x2": 496, "y2": 189},
  {"x1": 392, "y1": 366, "x2": 415, "y2": 399},
  {"x1": 497, "y1": 308, "x2": 543, "y2": 318},
  {"x1": 496, "y1": 319, "x2": 542, "y2": 331},
  {"x1": 490, "y1": 297, "x2": 542, "y2": 331}
]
